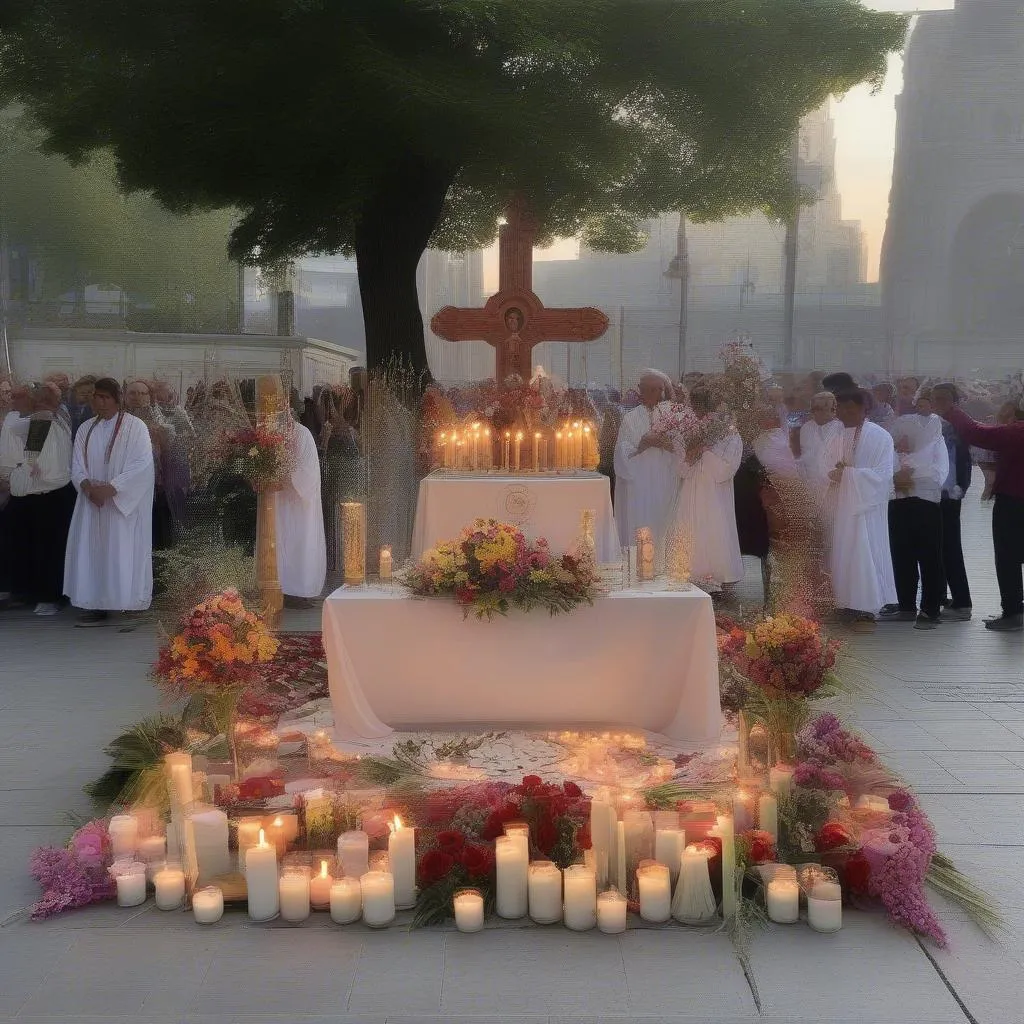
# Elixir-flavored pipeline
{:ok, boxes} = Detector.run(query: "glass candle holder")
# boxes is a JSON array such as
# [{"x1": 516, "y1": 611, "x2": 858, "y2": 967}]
[
  {"x1": 453, "y1": 888, "x2": 485, "y2": 933},
  {"x1": 193, "y1": 885, "x2": 225, "y2": 924},
  {"x1": 528, "y1": 860, "x2": 562, "y2": 924},
  {"x1": 153, "y1": 860, "x2": 186, "y2": 911},
  {"x1": 637, "y1": 861, "x2": 672, "y2": 923},
  {"x1": 329, "y1": 877, "x2": 362, "y2": 924},
  {"x1": 797, "y1": 863, "x2": 838, "y2": 909},
  {"x1": 110, "y1": 859, "x2": 147, "y2": 908},
  {"x1": 597, "y1": 888, "x2": 628, "y2": 934},
  {"x1": 341, "y1": 501, "x2": 366, "y2": 585},
  {"x1": 360, "y1": 870, "x2": 396, "y2": 928},
  {"x1": 807, "y1": 878, "x2": 843, "y2": 933},
  {"x1": 279, "y1": 865, "x2": 311, "y2": 924}
]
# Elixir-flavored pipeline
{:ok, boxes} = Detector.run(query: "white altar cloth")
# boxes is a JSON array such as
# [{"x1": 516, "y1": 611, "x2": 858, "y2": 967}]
[
  {"x1": 322, "y1": 586, "x2": 722, "y2": 743},
  {"x1": 411, "y1": 471, "x2": 619, "y2": 560}
]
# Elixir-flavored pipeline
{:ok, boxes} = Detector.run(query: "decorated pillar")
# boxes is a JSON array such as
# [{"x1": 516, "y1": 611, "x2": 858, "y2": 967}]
[{"x1": 255, "y1": 374, "x2": 283, "y2": 628}]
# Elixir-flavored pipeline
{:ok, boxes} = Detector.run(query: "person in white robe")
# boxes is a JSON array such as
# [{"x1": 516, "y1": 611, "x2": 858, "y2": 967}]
[
  {"x1": 798, "y1": 392, "x2": 844, "y2": 493},
  {"x1": 670, "y1": 387, "x2": 744, "y2": 586},
  {"x1": 819, "y1": 389, "x2": 897, "y2": 625},
  {"x1": 65, "y1": 377, "x2": 155, "y2": 626},
  {"x1": 276, "y1": 417, "x2": 327, "y2": 605},
  {"x1": 8, "y1": 384, "x2": 77, "y2": 615},
  {"x1": 613, "y1": 370, "x2": 678, "y2": 566},
  {"x1": 0, "y1": 386, "x2": 32, "y2": 603}
]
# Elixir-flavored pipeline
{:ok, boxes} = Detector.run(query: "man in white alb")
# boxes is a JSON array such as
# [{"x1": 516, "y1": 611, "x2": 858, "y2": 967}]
[
  {"x1": 798, "y1": 392, "x2": 843, "y2": 492},
  {"x1": 0, "y1": 385, "x2": 32, "y2": 604},
  {"x1": 65, "y1": 377, "x2": 155, "y2": 627},
  {"x1": 819, "y1": 388, "x2": 897, "y2": 629},
  {"x1": 613, "y1": 370, "x2": 677, "y2": 568}
]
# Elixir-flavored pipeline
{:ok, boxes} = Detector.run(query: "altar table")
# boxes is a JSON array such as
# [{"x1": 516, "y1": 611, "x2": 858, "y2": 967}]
[
  {"x1": 322, "y1": 586, "x2": 722, "y2": 743},
  {"x1": 411, "y1": 471, "x2": 619, "y2": 561}
]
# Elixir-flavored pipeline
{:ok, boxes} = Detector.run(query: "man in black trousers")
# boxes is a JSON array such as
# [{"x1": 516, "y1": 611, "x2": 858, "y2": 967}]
[{"x1": 932, "y1": 383, "x2": 972, "y2": 620}]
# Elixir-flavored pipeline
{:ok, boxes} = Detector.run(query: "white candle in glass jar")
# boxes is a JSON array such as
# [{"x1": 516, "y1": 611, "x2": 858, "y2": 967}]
[
  {"x1": 309, "y1": 859, "x2": 333, "y2": 910},
  {"x1": 192, "y1": 885, "x2": 224, "y2": 924},
  {"x1": 504, "y1": 820, "x2": 530, "y2": 859},
  {"x1": 388, "y1": 815, "x2": 416, "y2": 909},
  {"x1": 563, "y1": 864, "x2": 597, "y2": 931},
  {"x1": 495, "y1": 836, "x2": 528, "y2": 919},
  {"x1": 637, "y1": 862, "x2": 672, "y2": 923},
  {"x1": 528, "y1": 860, "x2": 562, "y2": 924},
  {"x1": 137, "y1": 834, "x2": 166, "y2": 864},
  {"x1": 597, "y1": 888, "x2": 628, "y2": 934},
  {"x1": 379, "y1": 545, "x2": 393, "y2": 580},
  {"x1": 337, "y1": 830, "x2": 370, "y2": 879},
  {"x1": 808, "y1": 881, "x2": 843, "y2": 932},
  {"x1": 153, "y1": 863, "x2": 185, "y2": 910},
  {"x1": 758, "y1": 793, "x2": 779, "y2": 844},
  {"x1": 654, "y1": 828, "x2": 686, "y2": 887},
  {"x1": 453, "y1": 888, "x2": 485, "y2": 933},
  {"x1": 769, "y1": 764, "x2": 795, "y2": 798},
  {"x1": 360, "y1": 870, "x2": 396, "y2": 928},
  {"x1": 279, "y1": 869, "x2": 311, "y2": 923},
  {"x1": 244, "y1": 829, "x2": 279, "y2": 922},
  {"x1": 114, "y1": 863, "x2": 147, "y2": 907},
  {"x1": 732, "y1": 790, "x2": 757, "y2": 833},
  {"x1": 329, "y1": 877, "x2": 362, "y2": 924},
  {"x1": 615, "y1": 821, "x2": 627, "y2": 893},
  {"x1": 766, "y1": 878, "x2": 800, "y2": 924},
  {"x1": 108, "y1": 814, "x2": 139, "y2": 858}
]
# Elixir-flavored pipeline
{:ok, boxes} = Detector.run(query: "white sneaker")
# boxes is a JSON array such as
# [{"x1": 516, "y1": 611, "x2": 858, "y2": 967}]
[{"x1": 33, "y1": 602, "x2": 59, "y2": 616}]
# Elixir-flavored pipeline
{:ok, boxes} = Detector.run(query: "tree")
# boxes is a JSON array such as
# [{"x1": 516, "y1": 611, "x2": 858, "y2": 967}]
[{"x1": 0, "y1": 0, "x2": 906, "y2": 373}]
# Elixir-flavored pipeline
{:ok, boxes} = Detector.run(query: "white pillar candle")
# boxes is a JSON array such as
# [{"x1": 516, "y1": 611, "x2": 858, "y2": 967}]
[
  {"x1": 329, "y1": 877, "x2": 362, "y2": 924},
  {"x1": 769, "y1": 764, "x2": 795, "y2": 798},
  {"x1": 337, "y1": 830, "x2": 370, "y2": 879},
  {"x1": 279, "y1": 868, "x2": 311, "y2": 923},
  {"x1": 597, "y1": 888, "x2": 628, "y2": 934},
  {"x1": 563, "y1": 864, "x2": 598, "y2": 931},
  {"x1": 528, "y1": 860, "x2": 562, "y2": 924},
  {"x1": 309, "y1": 859, "x2": 333, "y2": 910},
  {"x1": 190, "y1": 808, "x2": 231, "y2": 883},
  {"x1": 360, "y1": 870, "x2": 396, "y2": 928},
  {"x1": 637, "y1": 862, "x2": 672, "y2": 923},
  {"x1": 388, "y1": 815, "x2": 417, "y2": 909},
  {"x1": 766, "y1": 878, "x2": 800, "y2": 924},
  {"x1": 453, "y1": 888, "x2": 485, "y2": 932},
  {"x1": 807, "y1": 880, "x2": 843, "y2": 932},
  {"x1": 672, "y1": 845, "x2": 718, "y2": 925},
  {"x1": 379, "y1": 545, "x2": 393, "y2": 580},
  {"x1": 137, "y1": 835, "x2": 166, "y2": 881},
  {"x1": 615, "y1": 821, "x2": 627, "y2": 894},
  {"x1": 856, "y1": 795, "x2": 891, "y2": 813},
  {"x1": 236, "y1": 816, "x2": 264, "y2": 855},
  {"x1": 758, "y1": 793, "x2": 779, "y2": 844},
  {"x1": 244, "y1": 829, "x2": 279, "y2": 922},
  {"x1": 504, "y1": 820, "x2": 530, "y2": 859},
  {"x1": 113, "y1": 862, "x2": 147, "y2": 907},
  {"x1": 533, "y1": 431, "x2": 541, "y2": 471},
  {"x1": 193, "y1": 885, "x2": 224, "y2": 924},
  {"x1": 623, "y1": 809, "x2": 654, "y2": 901},
  {"x1": 715, "y1": 814, "x2": 736, "y2": 919},
  {"x1": 590, "y1": 800, "x2": 612, "y2": 889},
  {"x1": 495, "y1": 835, "x2": 529, "y2": 919},
  {"x1": 165, "y1": 751, "x2": 194, "y2": 810},
  {"x1": 107, "y1": 814, "x2": 139, "y2": 858},
  {"x1": 153, "y1": 863, "x2": 185, "y2": 910},
  {"x1": 732, "y1": 789, "x2": 757, "y2": 833},
  {"x1": 654, "y1": 828, "x2": 686, "y2": 888}
]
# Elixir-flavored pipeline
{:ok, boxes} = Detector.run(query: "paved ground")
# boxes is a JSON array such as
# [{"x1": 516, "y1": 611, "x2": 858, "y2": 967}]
[{"x1": 0, "y1": 496, "x2": 1022, "y2": 1024}]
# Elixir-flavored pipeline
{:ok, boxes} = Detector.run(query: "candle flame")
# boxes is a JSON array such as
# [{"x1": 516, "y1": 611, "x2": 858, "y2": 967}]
[
  {"x1": 258, "y1": 828, "x2": 266, "y2": 846},
  {"x1": 390, "y1": 814, "x2": 403, "y2": 832},
  {"x1": 320, "y1": 860, "x2": 329, "y2": 878},
  {"x1": 535, "y1": 431, "x2": 541, "y2": 439}
]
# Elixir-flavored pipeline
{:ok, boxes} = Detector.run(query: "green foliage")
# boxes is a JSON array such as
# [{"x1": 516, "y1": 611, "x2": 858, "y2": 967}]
[{"x1": 152, "y1": 538, "x2": 256, "y2": 627}]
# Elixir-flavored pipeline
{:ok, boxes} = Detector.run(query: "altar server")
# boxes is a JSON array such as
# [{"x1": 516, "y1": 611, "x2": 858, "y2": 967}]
[
  {"x1": 276, "y1": 415, "x2": 327, "y2": 607},
  {"x1": 613, "y1": 370, "x2": 677, "y2": 562},
  {"x1": 819, "y1": 389, "x2": 897, "y2": 628},
  {"x1": 671, "y1": 386, "x2": 744, "y2": 586},
  {"x1": 798, "y1": 392, "x2": 843, "y2": 490},
  {"x1": 65, "y1": 377, "x2": 155, "y2": 626}
]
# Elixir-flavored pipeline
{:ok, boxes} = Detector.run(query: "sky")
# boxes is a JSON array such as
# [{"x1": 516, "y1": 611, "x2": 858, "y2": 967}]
[{"x1": 509, "y1": 0, "x2": 957, "y2": 287}]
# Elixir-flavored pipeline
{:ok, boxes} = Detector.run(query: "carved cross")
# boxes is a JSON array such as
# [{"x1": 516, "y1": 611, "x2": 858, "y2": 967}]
[{"x1": 430, "y1": 196, "x2": 609, "y2": 381}]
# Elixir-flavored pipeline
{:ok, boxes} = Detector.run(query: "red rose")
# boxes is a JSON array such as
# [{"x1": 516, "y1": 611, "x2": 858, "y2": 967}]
[
  {"x1": 417, "y1": 849, "x2": 455, "y2": 887},
  {"x1": 521, "y1": 775, "x2": 543, "y2": 792},
  {"x1": 460, "y1": 844, "x2": 495, "y2": 879},
  {"x1": 237, "y1": 776, "x2": 284, "y2": 800},
  {"x1": 742, "y1": 829, "x2": 776, "y2": 865},
  {"x1": 843, "y1": 850, "x2": 871, "y2": 894},
  {"x1": 815, "y1": 821, "x2": 853, "y2": 852},
  {"x1": 436, "y1": 830, "x2": 466, "y2": 853},
  {"x1": 535, "y1": 816, "x2": 558, "y2": 855},
  {"x1": 562, "y1": 781, "x2": 584, "y2": 800},
  {"x1": 482, "y1": 802, "x2": 520, "y2": 840}
]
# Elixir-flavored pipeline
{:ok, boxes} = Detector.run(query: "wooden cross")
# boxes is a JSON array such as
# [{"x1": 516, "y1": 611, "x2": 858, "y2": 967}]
[{"x1": 430, "y1": 196, "x2": 609, "y2": 381}]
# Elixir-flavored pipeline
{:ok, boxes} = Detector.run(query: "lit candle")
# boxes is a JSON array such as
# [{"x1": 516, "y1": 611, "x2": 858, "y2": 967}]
[
  {"x1": 329, "y1": 877, "x2": 362, "y2": 923},
  {"x1": 165, "y1": 751, "x2": 194, "y2": 811},
  {"x1": 483, "y1": 427, "x2": 492, "y2": 469},
  {"x1": 769, "y1": 764, "x2": 795, "y2": 798},
  {"x1": 637, "y1": 861, "x2": 672, "y2": 923},
  {"x1": 615, "y1": 821, "x2": 627, "y2": 894},
  {"x1": 636, "y1": 528, "x2": 655, "y2": 581},
  {"x1": 732, "y1": 790, "x2": 756, "y2": 833},
  {"x1": 715, "y1": 814, "x2": 736, "y2": 919},
  {"x1": 279, "y1": 867, "x2": 311, "y2": 923},
  {"x1": 555, "y1": 431, "x2": 564, "y2": 470},
  {"x1": 495, "y1": 835, "x2": 529, "y2": 919},
  {"x1": 108, "y1": 814, "x2": 139, "y2": 858},
  {"x1": 527, "y1": 860, "x2": 562, "y2": 924},
  {"x1": 244, "y1": 829, "x2": 279, "y2": 922},
  {"x1": 573, "y1": 422, "x2": 583, "y2": 468},
  {"x1": 514, "y1": 431, "x2": 523, "y2": 472},
  {"x1": 583, "y1": 423, "x2": 598, "y2": 469},
  {"x1": 759, "y1": 792, "x2": 779, "y2": 844},
  {"x1": 453, "y1": 887, "x2": 485, "y2": 933},
  {"x1": 437, "y1": 432, "x2": 446, "y2": 470},
  {"x1": 153, "y1": 862, "x2": 185, "y2": 910},
  {"x1": 377, "y1": 544, "x2": 393, "y2": 581},
  {"x1": 654, "y1": 827, "x2": 686, "y2": 888},
  {"x1": 737, "y1": 711, "x2": 751, "y2": 776},
  {"x1": 310, "y1": 859, "x2": 333, "y2": 910},
  {"x1": 337, "y1": 830, "x2": 370, "y2": 879},
  {"x1": 503, "y1": 431, "x2": 511, "y2": 472},
  {"x1": 597, "y1": 888, "x2": 628, "y2": 934},
  {"x1": 235, "y1": 816, "x2": 264, "y2": 856},
  {"x1": 455, "y1": 439, "x2": 465, "y2": 470},
  {"x1": 504, "y1": 820, "x2": 530, "y2": 859},
  {"x1": 562, "y1": 864, "x2": 598, "y2": 931},
  {"x1": 807, "y1": 880, "x2": 843, "y2": 932},
  {"x1": 671, "y1": 844, "x2": 717, "y2": 924},
  {"x1": 112, "y1": 860, "x2": 147, "y2": 908},
  {"x1": 341, "y1": 501, "x2": 366, "y2": 585},
  {"x1": 766, "y1": 877, "x2": 800, "y2": 924},
  {"x1": 360, "y1": 870, "x2": 396, "y2": 928},
  {"x1": 533, "y1": 431, "x2": 541, "y2": 471},
  {"x1": 472, "y1": 425, "x2": 480, "y2": 471},
  {"x1": 590, "y1": 799, "x2": 612, "y2": 889},
  {"x1": 192, "y1": 885, "x2": 224, "y2": 924},
  {"x1": 388, "y1": 815, "x2": 417, "y2": 909}
]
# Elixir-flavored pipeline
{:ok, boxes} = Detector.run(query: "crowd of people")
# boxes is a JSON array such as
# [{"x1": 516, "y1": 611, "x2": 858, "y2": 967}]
[{"x1": 1, "y1": 358, "x2": 1022, "y2": 635}]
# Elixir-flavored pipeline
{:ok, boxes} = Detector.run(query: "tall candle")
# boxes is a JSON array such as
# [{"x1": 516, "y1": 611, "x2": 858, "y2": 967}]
[
  {"x1": 190, "y1": 808, "x2": 231, "y2": 883},
  {"x1": 759, "y1": 793, "x2": 779, "y2": 844},
  {"x1": 637, "y1": 862, "x2": 672, "y2": 923},
  {"x1": 590, "y1": 800, "x2": 612, "y2": 889},
  {"x1": 732, "y1": 790, "x2": 756, "y2": 833},
  {"x1": 528, "y1": 860, "x2": 562, "y2": 924},
  {"x1": 329, "y1": 877, "x2": 362, "y2": 924},
  {"x1": 504, "y1": 820, "x2": 530, "y2": 860},
  {"x1": 379, "y1": 545, "x2": 393, "y2": 581},
  {"x1": 737, "y1": 711, "x2": 751, "y2": 776},
  {"x1": 503, "y1": 431, "x2": 511, "y2": 471},
  {"x1": 573, "y1": 422, "x2": 583, "y2": 468},
  {"x1": 153, "y1": 863, "x2": 185, "y2": 910},
  {"x1": 563, "y1": 864, "x2": 597, "y2": 931},
  {"x1": 615, "y1": 821, "x2": 627, "y2": 893},
  {"x1": 769, "y1": 764, "x2": 795, "y2": 798},
  {"x1": 597, "y1": 888, "x2": 628, "y2": 933},
  {"x1": 495, "y1": 835, "x2": 528, "y2": 919},
  {"x1": 636, "y1": 528, "x2": 655, "y2": 581},
  {"x1": 113, "y1": 862, "x2": 147, "y2": 908},
  {"x1": 192, "y1": 885, "x2": 224, "y2": 924},
  {"x1": 310, "y1": 859, "x2": 333, "y2": 910},
  {"x1": 244, "y1": 829, "x2": 279, "y2": 921},
  {"x1": 341, "y1": 501, "x2": 366, "y2": 585},
  {"x1": 808, "y1": 880, "x2": 843, "y2": 932},
  {"x1": 472, "y1": 428, "x2": 480, "y2": 471},
  {"x1": 533, "y1": 431, "x2": 541, "y2": 471},
  {"x1": 672, "y1": 844, "x2": 718, "y2": 924},
  {"x1": 279, "y1": 867, "x2": 311, "y2": 923},
  {"x1": 654, "y1": 828, "x2": 686, "y2": 888},
  {"x1": 337, "y1": 831, "x2": 370, "y2": 879},
  {"x1": 483, "y1": 428, "x2": 492, "y2": 469},
  {"x1": 555, "y1": 431, "x2": 564, "y2": 470},
  {"x1": 108, "y1": 814, "x2": 139, "y2": 858},
  {"x1": 165, "y1": 751, "x2": 194, "y2": 811},
  {"x1": 514, "y1": 431, "x2": 523, "y2": 472},
  {"x1": 716, "y1": 814, "x2": 736, "y2": 919},
  {"x1": 766, "y1": 877, "x2": 799, "y2": 924},
  {"x1": 454, "y1": 888, "x2": 485, "y2": 932},
  {"x1": 388, "y1": 815, "x2": 417, "y2": 909},
  {"x1": 360, "y1": 870, "x2": 396, "y2": 928}
]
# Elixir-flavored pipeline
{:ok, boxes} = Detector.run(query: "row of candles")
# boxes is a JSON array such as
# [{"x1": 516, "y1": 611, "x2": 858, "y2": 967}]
[{"x1": 435, "y1": 422, "x2": 599, "y2": 473}]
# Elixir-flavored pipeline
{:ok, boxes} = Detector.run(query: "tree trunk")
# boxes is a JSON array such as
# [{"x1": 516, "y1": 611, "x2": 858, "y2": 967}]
[{"x1": 354, "y1": 154, "x2": 455, "y2": 379}]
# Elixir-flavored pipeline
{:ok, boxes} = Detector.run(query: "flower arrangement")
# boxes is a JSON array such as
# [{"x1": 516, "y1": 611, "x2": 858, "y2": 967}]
[
  {"x1": 29, "y1": 820, "x2": 117, "y2": 919},
  {"x1": 658, "y1": 402, "x2": 732, "y2": 451},
  {"x1": 214, "y1": 423, "x2": 289, "y2": 490},
  {"x1": 404, "y1": 518, "x2": 600, "y2": 620}
]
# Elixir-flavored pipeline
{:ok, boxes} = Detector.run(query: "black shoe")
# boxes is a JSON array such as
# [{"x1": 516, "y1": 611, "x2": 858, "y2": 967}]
[
  {"x1": 878, "y1": 605, "x2": 916, "y2": 622},
  {"x1": 985, "y1": 614, "x2": 1024, "y2": 633},
  {"x1": 944, "y1": 607, "x2": 972, "y2": 622},
  {"x1": 914, "y1": 614, "x2": 941, "y2": 631},
  {"x1": 75, "y1": 610, "x2": 111, "y2": 628},
  {"x1": 283, "y1": 595, "x2": 315, "y2": 610}
]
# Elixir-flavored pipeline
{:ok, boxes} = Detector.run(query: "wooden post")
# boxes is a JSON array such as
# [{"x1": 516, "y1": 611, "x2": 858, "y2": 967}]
[{"x1": 255, "y1": 374, "x2": 284, "y2": 627}]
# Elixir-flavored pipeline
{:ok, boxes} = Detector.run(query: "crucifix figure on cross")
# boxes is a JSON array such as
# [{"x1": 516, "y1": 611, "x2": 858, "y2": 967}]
[{"x1": 431, "y1": 195, "x2": 609, "y2": 382}]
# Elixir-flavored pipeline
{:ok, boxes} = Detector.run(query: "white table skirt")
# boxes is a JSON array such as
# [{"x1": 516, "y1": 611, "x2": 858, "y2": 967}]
[
  {"x1": 322, "y1": 586, "x2": 722, "y2": 743},
  {"x1": 411, "y1": 472, "x2": 619, "y2": 561}
]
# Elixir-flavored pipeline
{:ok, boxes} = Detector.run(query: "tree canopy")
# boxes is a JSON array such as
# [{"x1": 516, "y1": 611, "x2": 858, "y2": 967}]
[{"x1": 0, "y1": 0, "x2": 907, "y2": 371}]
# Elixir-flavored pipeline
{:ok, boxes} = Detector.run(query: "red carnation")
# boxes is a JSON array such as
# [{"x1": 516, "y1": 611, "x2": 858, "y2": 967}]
[
  {"x1": 815, "y1": 821, "x2": 853, "y2": 852},
  {"x1": 742, "y1": 829, "x2": 776, "y2": 865},
  {"x1": 843, "y1": 850, "x2": 871, "y2": 894},
  {"x1": 417, "y1": 849, "x2": 455, "y2": 887},
  {"x1": 461, "y1": 844, "x2": 495, "y2": 879},
  {"x1": 436, "y1": 830, "x2": 466, "y2": 853},
  {"x1": 521, "y1": 775, "x2": 543, "y2": 792}
]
